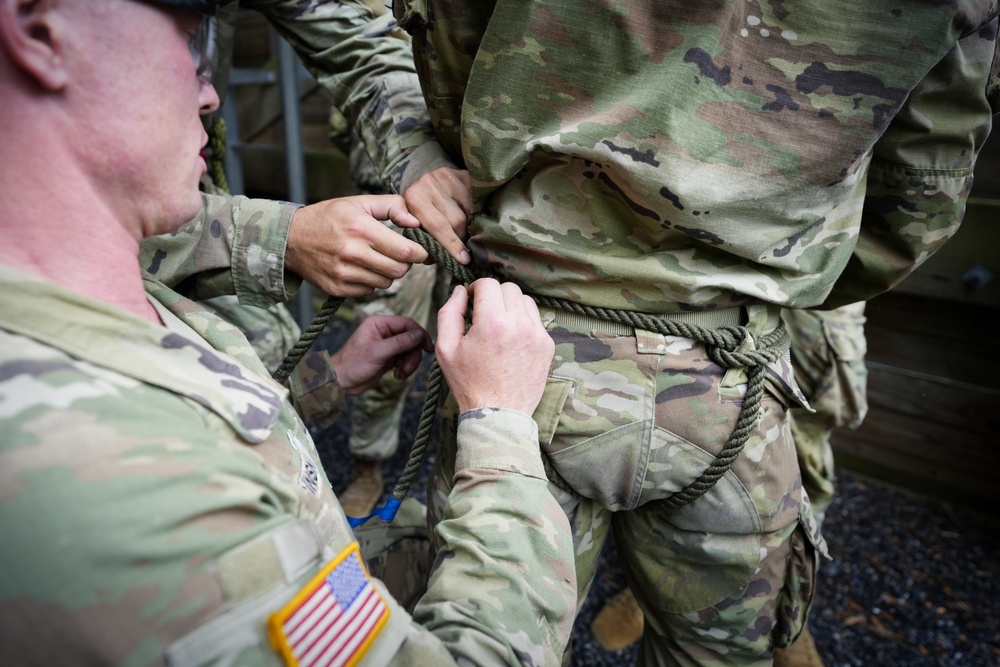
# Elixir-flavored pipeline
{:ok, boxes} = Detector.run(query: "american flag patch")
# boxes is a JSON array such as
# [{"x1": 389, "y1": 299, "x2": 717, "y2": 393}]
[{"x1": 268, "y1": 543, "x2": 389, "y2": 667}]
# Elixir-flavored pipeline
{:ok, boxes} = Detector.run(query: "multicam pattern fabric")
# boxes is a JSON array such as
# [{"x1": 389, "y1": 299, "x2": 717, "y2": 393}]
[
  {"x1": 396, "y1": 0, "x2": 999, "y2": 313},
  {"x1": 181, "y1": 2, "x2": 454, "y2": 438},
  {"x1": 784, "y1": 302, "x2": 869, "y2": 522},
  {"x1": 220, "y1": 0, "x2": 453, "y2": 195},
  {"x1": 190, "y1": 0, "x2": 457, "y2": 264},
  {"x1": 401, "y1": 1, "x2": 998, "y2": 664},
  {"x1": 0, "y1": 222, "x2": 576, "y2": 664},
  {"x1": 140, "y1": 194, "x2": 346, "y2": 428},
  {"x1": 201, "y1": 295, "x2": 303, "y2": 373},
  {"x1": 428, "y1": 309, "x2": 828, "y2": 665}
]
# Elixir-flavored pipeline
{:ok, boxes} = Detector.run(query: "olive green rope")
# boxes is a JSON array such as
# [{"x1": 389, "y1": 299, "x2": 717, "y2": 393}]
[
  {"x1": 207, "y1": 117, "x2": 231, "y2": 195},
  {"x1": 271, "y1": 295, "x2": 346, "y2": 385},
  {"x1": 390, "y1": 361, "x2": 445, "y2": 502},
  {"x1": 272, "y1": 226, "x2": 789, "y2": 510}
]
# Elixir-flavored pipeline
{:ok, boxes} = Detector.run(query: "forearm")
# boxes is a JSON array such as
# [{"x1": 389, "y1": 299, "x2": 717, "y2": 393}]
[
  {"x1": 244, "y1": 1, "x2": 454, "y2": 191},
  {"x1": 409, "y1": 409, "x2": 576, "y2": 666}
]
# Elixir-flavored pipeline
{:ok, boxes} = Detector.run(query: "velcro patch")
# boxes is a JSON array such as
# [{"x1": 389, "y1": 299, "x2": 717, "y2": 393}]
[{"x1": 268, "y1": 543, "x2": 388, "y2": 667}]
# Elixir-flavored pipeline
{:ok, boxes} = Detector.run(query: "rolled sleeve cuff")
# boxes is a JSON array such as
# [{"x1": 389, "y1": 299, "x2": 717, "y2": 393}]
[
  {"x1": 394, "y1": 141, "x2": 460, "y2": 195},
  {"x1": 454, "y1": 408, "x2": 547, "y2": 480},
  {"x1": 231, "y1": 198, "x2": 302, "y2": 307}
]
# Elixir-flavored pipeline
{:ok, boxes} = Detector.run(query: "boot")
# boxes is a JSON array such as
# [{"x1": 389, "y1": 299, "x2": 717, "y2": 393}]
[
  {"x1": 590, "y1": 586, "x2": 644, "y2": 652},
  {"x1": 773, "y1": 626, "x2": 825, "y2": 667},
  {"x1": 339, "y1": 460, "x2": 384, "y2": 518}
]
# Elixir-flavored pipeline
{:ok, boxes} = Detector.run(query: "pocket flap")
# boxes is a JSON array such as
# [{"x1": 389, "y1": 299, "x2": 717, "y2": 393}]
[{"x1": 532, "y1": 376, "x2": 574, "y2": 446}]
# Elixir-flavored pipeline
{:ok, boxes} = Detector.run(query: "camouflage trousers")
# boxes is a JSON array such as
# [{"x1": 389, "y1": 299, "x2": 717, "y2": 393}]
[
  {"x1": 783, "y1": 303, "x2": 868, "y2": 525},
  {"x1": 428, "y1": 305, "x2": 826, "y2": 667}
]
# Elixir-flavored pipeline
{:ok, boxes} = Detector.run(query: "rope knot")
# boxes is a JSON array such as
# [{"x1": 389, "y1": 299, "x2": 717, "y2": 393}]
[{"x1": 705, "y1": 324, "x2": 789, "y2": 372}]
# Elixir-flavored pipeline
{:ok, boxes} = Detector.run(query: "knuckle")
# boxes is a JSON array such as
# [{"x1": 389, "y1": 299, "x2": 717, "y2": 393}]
[{"x1": 339, "y1": 246, "x2": 361, "y2": 262}]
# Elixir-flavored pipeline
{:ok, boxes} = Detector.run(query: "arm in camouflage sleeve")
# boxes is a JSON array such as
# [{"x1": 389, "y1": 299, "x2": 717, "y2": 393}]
[
  {"x1": 242, "y1": 0, "x2": 456, "y2": 193},
  {"x1": 823, "y1": 17, "x2": 1000, "y2": 308},
  {"x1": 140, "y1": 192, "x2": 301, "y2": 309},
  {"x1": 394, "y1": 410, "x2": 577, "y2": 666},
  {"x1": 143, "y1": 188, "x2": 432, "y2": 301},
  {"x1": 386, "y1": 279, "x2": 575, "y2": 665}
]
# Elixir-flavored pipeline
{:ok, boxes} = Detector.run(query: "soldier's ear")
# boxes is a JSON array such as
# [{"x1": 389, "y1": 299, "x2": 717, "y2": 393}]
[{"x1": 0, "y1": 0, "x2": 68, "y2": 90}]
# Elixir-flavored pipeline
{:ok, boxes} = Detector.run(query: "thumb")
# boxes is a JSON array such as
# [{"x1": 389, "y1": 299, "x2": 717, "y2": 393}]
[{"x1": 436, "y1": 285, "x2": 468, "y2": 354}]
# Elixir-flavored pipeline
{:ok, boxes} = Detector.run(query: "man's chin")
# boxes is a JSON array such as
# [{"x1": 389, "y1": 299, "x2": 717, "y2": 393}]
[{"x1": 145, "y1": 197, "x2": 204, "y2": 238}]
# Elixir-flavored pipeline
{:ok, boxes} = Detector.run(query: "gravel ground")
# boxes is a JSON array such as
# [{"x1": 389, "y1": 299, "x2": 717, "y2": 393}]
[{"x1": 311, "y1": 324, "x2": 1000, "y2": 667}]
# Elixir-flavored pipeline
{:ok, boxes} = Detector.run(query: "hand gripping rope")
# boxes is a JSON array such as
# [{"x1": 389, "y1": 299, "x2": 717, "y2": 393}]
[{"x1": 272, "y1": 228, "x2": 790, "y2": 524}]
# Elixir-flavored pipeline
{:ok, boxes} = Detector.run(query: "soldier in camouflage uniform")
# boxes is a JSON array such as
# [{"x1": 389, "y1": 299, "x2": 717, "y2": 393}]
[
  {"x1": 203, "y1": 0, "x2": 472, "y2": 246},
  {"x1": 172, "y1": 0, "x2": 472, "y2": 428},
  {"x1": 390, "y1": 1, "x2": 1000, "y2": 665},
  {"x1": 0, "y1": 2, "x2": 578, "y2": 665}
]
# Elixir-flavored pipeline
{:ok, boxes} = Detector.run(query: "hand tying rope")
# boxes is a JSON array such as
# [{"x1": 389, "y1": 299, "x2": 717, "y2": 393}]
[{"x1": 272, "y1": 227, "x2": 789, "y2": 521}]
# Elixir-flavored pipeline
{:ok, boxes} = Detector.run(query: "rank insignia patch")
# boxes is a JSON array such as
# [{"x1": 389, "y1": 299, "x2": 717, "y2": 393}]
[{"x1": 268, "y1": 543, "x2": 389, "y2": 667}]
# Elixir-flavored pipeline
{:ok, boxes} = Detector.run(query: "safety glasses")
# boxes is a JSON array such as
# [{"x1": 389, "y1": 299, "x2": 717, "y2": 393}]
[{"x1": 143, "y1": 0, "x2": 219, "y2": 83}]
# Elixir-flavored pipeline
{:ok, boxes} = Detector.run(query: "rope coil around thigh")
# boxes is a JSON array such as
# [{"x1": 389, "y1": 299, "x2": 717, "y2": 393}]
[
  {"x1": 271, "y1": 227, "x2": 789, "y2": 514},
  {"x1": 528, "y1": 296, "x2": 790, "y2": 509}
]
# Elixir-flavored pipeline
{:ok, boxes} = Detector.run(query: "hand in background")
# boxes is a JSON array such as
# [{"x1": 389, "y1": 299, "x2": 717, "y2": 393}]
[
  {"x1": 329, "y1": 315, "x2": 433, "y2": 395},
  {"x1": 403, "y1": 167, "x2": 472, "y2": 265},
  {"x1": 285, "y1": 195, "x2": 429, "y2": 297},
  {"x1": 436, "y1": 278, "x2": 553, "y2": 415}
]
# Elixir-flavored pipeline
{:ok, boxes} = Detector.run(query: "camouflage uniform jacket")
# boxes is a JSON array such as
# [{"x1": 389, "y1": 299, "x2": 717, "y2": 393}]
[
  {"x1": 201, "y1": 1, "x2": 456, "y2": 237},
  {"x1": 394, "y1": 0, "x2": 1000, "y2": 312},
  {"x1": 0, "y1": 212, "x2": 576, "y2": 665}
]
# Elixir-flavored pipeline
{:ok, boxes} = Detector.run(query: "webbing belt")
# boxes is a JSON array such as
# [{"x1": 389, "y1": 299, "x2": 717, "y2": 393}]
[
  {"x1": 272, "y1": 228, "x2": 790, "y2": 522},
  {"x1": 548, "y1": 302, "x2": 746, "y2": 334}
]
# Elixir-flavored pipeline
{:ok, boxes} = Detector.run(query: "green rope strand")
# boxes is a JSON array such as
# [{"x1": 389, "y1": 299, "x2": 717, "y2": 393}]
[
  {"x1": 207, "y1": 117, "x2": 230, "y2": 195},
  {"x1": 389, "y1": 361, "x2": 444, "y2": 501},
  {"x1": 271, "y1": 295, "x2": 345, "y2": 385}
]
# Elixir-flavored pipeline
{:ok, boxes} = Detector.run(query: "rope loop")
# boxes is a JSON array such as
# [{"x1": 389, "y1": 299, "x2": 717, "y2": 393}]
[{"x1": 273, "y1": 225, "x2": 791, "y2": 519}]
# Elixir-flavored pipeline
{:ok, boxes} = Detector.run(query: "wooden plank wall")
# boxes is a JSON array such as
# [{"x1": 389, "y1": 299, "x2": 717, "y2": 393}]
[{"x1": 833, "y1": 290, "x2": 1000, "y2": 504}]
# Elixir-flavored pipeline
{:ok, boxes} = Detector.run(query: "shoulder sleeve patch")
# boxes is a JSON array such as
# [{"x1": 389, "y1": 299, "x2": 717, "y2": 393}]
[{"x1": 267, "y1": 542, "x2": 389, "y2": 667}]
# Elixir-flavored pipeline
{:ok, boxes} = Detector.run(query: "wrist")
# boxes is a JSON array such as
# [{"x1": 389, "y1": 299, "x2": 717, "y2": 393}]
[{"x1": 284, "y1": 208, "x2": 306, "y2": 277}]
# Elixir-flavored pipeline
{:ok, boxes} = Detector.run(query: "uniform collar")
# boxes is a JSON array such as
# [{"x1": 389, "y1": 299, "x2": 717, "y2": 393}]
[{"x1": 0, "y1": 263, "x2": 287, "y2": 443}]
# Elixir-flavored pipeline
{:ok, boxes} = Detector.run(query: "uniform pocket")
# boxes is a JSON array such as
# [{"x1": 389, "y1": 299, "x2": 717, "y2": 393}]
[
  {"x1": 532, "y1": 376, "x2": 574, "y2": 447},
  {"x1": 820, "y1": 307, "x2": 869, "y2": 429},
  {"x1": 772, "y1": 520, "x2": 822, "y2": 648},
  {"x1": 545, "y1": 420, "x2": 650, "y2": 511}
]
